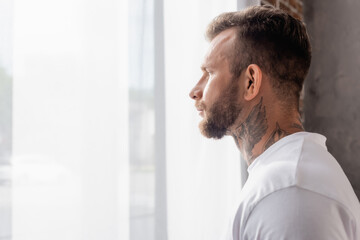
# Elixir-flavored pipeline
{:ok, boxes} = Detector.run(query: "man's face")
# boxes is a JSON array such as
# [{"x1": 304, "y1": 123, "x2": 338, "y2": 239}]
[{"x1": 189, "y1": 29, "x2": 244, "y2": 139}]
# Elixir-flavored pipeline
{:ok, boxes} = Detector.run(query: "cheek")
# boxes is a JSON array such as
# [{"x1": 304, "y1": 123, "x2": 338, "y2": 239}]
[
  {"x1": 202, "y1": 83, "x2": 211, "y2": 101},
  {"x1": 202, "y1": 76, "x2": 222, "y2": 103}
]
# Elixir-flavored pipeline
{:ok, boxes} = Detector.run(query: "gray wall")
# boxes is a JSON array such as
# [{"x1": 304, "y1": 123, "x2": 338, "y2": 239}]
[{"x1": 303, "y1": 0, "x2": 360, "y2": 199}]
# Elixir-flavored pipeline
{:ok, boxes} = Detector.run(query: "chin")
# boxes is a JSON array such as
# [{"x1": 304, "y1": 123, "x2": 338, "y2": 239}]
[{"x1": 199, "y1": 119, "x2": 227, "y2": 139}]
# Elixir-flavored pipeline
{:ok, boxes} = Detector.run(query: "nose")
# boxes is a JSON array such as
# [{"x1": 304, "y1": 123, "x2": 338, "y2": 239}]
[{"x1": 189, "y1": 86, "x2": 203, "y2": 100}]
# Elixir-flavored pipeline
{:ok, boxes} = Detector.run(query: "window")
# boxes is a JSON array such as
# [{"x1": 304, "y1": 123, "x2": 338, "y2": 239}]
[{"x1": 0, "y1": 0, "x2": 256, "y2": 239}]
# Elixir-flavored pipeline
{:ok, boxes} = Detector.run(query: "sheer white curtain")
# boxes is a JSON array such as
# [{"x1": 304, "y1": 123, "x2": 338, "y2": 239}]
[
  {"x1": 0, "y1": 1, "x2": 13, "y2": 240},
  {"x1": 164, "y1": 1, "x2": 242, "y2": 239},
  {"x1": 12, "y1": 0, "x2": 128, "y2": 239}
]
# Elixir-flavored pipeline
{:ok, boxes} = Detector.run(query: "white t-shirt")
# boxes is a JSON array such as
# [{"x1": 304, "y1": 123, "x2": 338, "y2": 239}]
[{"x1": 225, "y1": 132, "x2": 360, "y2": 240}]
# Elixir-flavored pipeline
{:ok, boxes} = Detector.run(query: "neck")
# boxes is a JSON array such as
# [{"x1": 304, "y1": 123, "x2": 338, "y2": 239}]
[{"x1": 230, "y1": 97, "x2": 303, "y2": 166}]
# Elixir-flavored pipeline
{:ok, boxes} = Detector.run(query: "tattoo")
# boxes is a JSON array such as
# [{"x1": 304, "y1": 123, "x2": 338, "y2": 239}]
[
  {"x1": 234, "y1": 97, "x2": 268, "y2": 160},
  {"x1": 263, "y1": 122, "x2": 289, "y2": 151},
  {"x1": 232, "y1": 133, "x2": 241, "y2": 149}
]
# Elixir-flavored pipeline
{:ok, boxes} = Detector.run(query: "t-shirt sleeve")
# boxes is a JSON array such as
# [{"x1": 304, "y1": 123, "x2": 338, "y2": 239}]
[{"x1": 242, "y1": 186, "x2": 356, "y2": 240}]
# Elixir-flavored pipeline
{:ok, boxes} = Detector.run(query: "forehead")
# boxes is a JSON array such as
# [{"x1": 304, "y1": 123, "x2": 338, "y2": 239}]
[{"x1": 203, "y1": 28, "x2": 237, "y2": 67}]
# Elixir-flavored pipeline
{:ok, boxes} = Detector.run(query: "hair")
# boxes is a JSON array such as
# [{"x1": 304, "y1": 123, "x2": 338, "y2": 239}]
[{"x1": 206, "y1": 5, "x2": 311, "y2": 106}]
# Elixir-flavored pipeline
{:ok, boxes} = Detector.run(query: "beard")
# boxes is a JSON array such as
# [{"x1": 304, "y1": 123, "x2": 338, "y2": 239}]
[{"x1": 199, "y1": 82, "x2": 243, "y2": 139}]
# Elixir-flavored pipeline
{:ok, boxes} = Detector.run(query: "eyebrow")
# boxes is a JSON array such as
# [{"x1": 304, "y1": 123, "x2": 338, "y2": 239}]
[{"x1": 200, "y1": 64, "x2": 213, "y2": 72}]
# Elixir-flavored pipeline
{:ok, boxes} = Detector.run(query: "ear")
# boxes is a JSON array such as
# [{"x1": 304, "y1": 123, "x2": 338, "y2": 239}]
[{"x1": 243, "y1": 64, "x2": 262, "y2": 101}]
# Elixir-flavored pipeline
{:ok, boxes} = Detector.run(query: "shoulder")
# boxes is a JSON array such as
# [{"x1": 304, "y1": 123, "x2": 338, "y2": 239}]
[{"x1": 242, "y1": 186, "x2": 358, "y2": 240}]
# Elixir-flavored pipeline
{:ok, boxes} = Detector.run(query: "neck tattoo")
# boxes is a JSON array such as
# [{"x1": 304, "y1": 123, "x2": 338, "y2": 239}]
[{"x1": 232, "y1": 97, "x2": 268, "y2": 161}]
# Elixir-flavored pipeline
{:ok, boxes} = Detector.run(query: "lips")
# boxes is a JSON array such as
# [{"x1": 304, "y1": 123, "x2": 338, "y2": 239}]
[
  {"x1": 195, "y1": 103, "x2": 205, "y2": 117},
  {"x1": 196, "y1": 107, "x2": 204, "y2": 112}
]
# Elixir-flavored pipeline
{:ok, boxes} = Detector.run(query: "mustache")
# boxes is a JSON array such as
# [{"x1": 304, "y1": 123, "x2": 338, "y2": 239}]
[{"x1": 195, "y1": 101, "x2": 206, "y2": 111}]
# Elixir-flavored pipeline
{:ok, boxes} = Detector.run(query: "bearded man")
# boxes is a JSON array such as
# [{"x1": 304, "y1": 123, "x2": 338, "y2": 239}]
[{"x1": 189, "y1": 5, "x2": 360, "y2": 240}]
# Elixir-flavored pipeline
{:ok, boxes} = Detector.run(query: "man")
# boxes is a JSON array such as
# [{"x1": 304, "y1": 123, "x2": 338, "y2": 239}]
[{"x1": 189, "y1": 5, "x2": 360, "y2": 240}]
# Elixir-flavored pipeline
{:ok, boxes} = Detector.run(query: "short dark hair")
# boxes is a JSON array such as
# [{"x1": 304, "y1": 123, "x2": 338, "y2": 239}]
[{"x1": 206, "y1": 5, "x2": 311, "y2": 105}]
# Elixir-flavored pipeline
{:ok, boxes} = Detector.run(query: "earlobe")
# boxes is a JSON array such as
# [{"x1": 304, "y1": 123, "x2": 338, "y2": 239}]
[{"x1": 244, "y1": 64, "x2": 262, "y2": 101}]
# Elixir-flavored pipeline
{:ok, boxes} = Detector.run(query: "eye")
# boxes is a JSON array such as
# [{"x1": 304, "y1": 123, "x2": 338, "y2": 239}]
[
  {"x1": 203, "y1": 70, "x2": 210, "y2": 78},
  {"x1": 200, "y1": 67, "x2": 212, "y2": 80}
]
